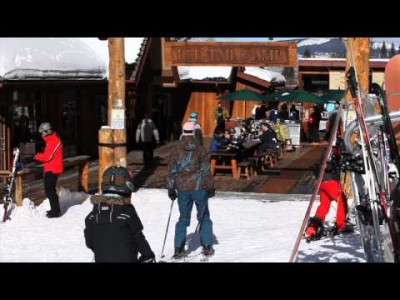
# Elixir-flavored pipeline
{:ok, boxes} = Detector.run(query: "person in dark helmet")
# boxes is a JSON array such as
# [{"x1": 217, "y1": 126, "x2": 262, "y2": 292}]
[
  {"x1": 84, "y1": 166, "x2": 156, "y2": 263},
  {"x1": 167, "y1": 122, "x2": 216, "y2": 259},
  {"x1": 34, "y1": 122, "x2": 63, "y2": 218}
]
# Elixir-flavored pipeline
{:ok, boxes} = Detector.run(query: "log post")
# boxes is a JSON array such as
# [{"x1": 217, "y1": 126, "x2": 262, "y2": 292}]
[
  {"x1": 15, "y1": 175, "x2": 23, "y2": 206},
  {"x1": 108, "y1": 38, "x2": 127, "y2": 168},
  {"x1": 345, "y1": 38, "x2": 370, "y2": 95},
  {"x1": 344, "y1": 37, "x2": 370, "y2": 202},
  {"x1": 108, "y1": 38, "x2": 126, "y2": 126},
  {"x1": 98, "y1": 127, "x2": 113, "y2": 193},
  {"x1": 113, "y1": 129, "x2": 127, "y2": 167},
  {"x1": 98, "y1": 38, "x2": 126, "y2": 192}
]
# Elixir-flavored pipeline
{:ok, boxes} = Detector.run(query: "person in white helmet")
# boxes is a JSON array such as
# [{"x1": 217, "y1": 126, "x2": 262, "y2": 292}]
[
  {"x1": 167, "y1": 121, "x2": 216, "y2": 259},
  {"x1": 186, "y1": 111, "x2": 203, "y2": 145}
]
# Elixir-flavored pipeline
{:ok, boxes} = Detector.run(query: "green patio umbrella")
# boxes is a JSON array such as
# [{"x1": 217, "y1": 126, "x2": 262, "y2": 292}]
[
  {"x1": 218, "y1": 89, "x2": 264, "y2": 101},
  {"x1": 263, "y1": 90, "x2": 293, "y2": 102},
  {"x1": 219, "y1": 89, "x2": 264, "y2": 120},
  {"x1": 264, "y1": 90, "x2": 324, "y2": 104},
  {"x1": 319, "y1": 89, "x2": 345, "y2": 103}
]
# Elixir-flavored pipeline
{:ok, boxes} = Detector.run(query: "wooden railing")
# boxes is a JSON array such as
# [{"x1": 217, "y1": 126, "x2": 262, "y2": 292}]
[{"x1": 0, "y1": 155, "x2": 90, "y2": 206}]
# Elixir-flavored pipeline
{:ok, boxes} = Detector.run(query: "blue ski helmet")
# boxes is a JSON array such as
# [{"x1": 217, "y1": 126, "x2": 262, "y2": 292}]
[{"x1": 190, "y1": 111, "x2": 199, "y2": 119}]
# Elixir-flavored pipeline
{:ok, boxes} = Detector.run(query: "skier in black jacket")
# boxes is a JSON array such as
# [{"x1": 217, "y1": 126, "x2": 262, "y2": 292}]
[{"x1": 84, "y1": 166, "x2": 155, "y2": 263}]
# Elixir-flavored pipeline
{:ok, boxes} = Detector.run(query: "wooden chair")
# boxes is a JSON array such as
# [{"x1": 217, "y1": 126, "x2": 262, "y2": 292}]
[
  {"x1": 237, "y1": 161, "x2": 252, "y2": 180},
  {"x1": 246, "y1": 157, "x2": 258, "y2": 176},
  {"x1": 260, "y1": 149, "x2": 277, "y2": 169},
  {"x1": 285, "y1": 138, "x2": 294, "y2": 152}
]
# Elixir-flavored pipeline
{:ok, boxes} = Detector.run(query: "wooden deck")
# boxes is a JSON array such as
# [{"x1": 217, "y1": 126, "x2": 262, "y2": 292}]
[
  {"x1": 0, "y1": 139, "x2": 326, "y2": 206},
  {"x1": 131, "y1": 139, "x2": 326, "y2": 194}
]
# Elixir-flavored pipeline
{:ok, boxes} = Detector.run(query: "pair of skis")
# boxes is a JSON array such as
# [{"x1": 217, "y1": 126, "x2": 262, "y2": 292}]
[
  {"x1": 160, "y1": 251, "x2": 213, "y2": 263},
  {"x1": 2, "y1": 147, "x2": 20, "y2": 223}
]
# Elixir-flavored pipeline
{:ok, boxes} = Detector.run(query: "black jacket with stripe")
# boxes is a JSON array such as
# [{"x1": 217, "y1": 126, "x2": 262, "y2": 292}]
[{"x1": 84, "y1": 197, "x2": 154, "y2": 262}]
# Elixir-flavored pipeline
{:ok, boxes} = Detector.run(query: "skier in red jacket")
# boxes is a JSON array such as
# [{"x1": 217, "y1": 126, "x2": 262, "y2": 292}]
[{"x1": 34, "y1": 122, "x2": 64, "y2": 218}]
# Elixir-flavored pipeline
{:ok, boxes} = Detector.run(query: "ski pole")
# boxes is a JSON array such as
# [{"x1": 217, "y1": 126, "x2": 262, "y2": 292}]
[{"x1": 160, "y1": 200, "x2": 174, "y2": 259}]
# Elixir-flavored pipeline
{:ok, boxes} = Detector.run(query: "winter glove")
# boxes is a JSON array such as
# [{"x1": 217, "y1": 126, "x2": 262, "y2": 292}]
[
  {"x1": 139, "y1": 252, "x2": 156, "y2": 263},
  {"x1": 207, "y1": 188, "x2": 216, "y2": 198},
  {"x1": 168, "y1": 189, "x2": 177, "y2": 201}
]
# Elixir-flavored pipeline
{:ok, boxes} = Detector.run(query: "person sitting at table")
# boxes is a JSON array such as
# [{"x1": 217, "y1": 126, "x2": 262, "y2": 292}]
[
  {"x1": 220, "y1": 130, "x2": 234, "y2": 150},
  {"x1": 240, "y1": 125, "x2": 250, "y2": 141},
  {"x1": 230, "y1": 133, "x2": 244, "y2": 151},
  {"x1": 210, "y1": 128, "x2": 225, "y2": 152},
  {"x1": 210, "y1": 128, "x2": 234, "y2": 166},
  {"x1": 258, "y1": 123, "x2": 279, "y2": 155}
]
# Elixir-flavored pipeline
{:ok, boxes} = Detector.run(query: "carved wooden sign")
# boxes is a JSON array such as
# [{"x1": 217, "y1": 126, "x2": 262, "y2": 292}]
[{"x1": 165, "y1": 42, "x2": 297, "y2": 67}]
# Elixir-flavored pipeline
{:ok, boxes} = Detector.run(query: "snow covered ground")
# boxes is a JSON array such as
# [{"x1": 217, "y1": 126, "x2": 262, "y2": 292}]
[{"x1": 0, "y1": 188, "x2": 365, "y2": 263}]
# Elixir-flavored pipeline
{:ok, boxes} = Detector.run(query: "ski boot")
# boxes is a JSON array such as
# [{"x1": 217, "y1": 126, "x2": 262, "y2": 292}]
[
  {"x1": 172, "y1": 247, "x2": 188, "y2": 260},
  {"x1": 329, "y1": 221, "x2": 355, "y2": 236},
  {"x1": 304, "y1": 216, "x2": 324, "y2": 242},
  {"x1": 46, "y1": 210, "x2": 61, "y2": 218},
  {"x1": 201, "y1": 245, "x2": 215, "y2": 257}
]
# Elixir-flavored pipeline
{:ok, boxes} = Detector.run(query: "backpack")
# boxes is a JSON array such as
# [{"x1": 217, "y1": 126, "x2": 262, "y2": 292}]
[
  {"x1": 101, "y1": 166, "x2": 134, "y2": 196},
  {"x1": 141, "y1": 120, "x2": 154, "y2": 143}
]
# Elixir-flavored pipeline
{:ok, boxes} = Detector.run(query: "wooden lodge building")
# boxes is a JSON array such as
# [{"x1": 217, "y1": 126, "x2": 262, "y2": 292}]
[
  {"x1": 298, "y1": 57, "x2": 388, "y2": 92},
  {"x1": 0, "y1": 38, "x2": 389, "y2": 171}
]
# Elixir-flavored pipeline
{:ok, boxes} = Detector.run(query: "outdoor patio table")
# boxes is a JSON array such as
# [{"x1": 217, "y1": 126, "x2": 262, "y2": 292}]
[{"x1": 210, "y1": 149, "x2": 239, "y2": 179}]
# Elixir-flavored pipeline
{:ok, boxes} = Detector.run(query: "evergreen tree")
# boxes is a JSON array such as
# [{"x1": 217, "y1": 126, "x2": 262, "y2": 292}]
[
  {"x1": 381, "y1": 41, "x2": 387, "y2": 58},
  {"x1": 282, "y1": 67, "x2": 295, "y2": 85},
  {"x1": 390, "y1": 42, "x2": 396, "y2": 57},
  {"x1": 369, "y1": 40, "x2": 374, "y2": 58},
  {"x1": 303, "y1": 47, "x2": 311, "y2": 58}
]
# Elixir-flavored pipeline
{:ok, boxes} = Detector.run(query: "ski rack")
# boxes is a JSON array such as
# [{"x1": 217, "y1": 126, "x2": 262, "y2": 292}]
[
  {"x1": 344, "y1": 110, "x2": 400, "y2": 152},
  {"x1": 344, "y1": 100, "x2": 400, "y2": 262},
  {"x1": 342, "y1": 78, "x2": 400, "y2": 262}
]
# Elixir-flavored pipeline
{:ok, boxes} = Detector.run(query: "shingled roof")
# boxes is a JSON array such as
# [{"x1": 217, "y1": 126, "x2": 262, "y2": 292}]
[{"x1": 128, "y1": 37, "x2": 151, "y2": 83}]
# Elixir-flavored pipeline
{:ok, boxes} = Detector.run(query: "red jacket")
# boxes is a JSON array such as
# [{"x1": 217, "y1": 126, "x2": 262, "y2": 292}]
[{"x1": 34, "y1": 132, "x2": 64, "y2": 174}]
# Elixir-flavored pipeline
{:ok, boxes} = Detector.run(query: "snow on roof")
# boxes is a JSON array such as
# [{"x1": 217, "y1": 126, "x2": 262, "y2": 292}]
[
  {"x1": 299, "y1": 57, "x2": 390, "y2": 62},
  {"x1": 0, "y1": 38, "x2": 106, "y2": 80},
  {"x1": 244, "y1": 67, "x2": 286, "y2": 83},
  {"x1": 297, "y1": 38, "x2": 332, "y2": 47},
  {"x1": 178, "y1": 66, "x2": 232, "y2": 80},
  {"x1": 0, "y1": 38, "x2": 144, "y2": 80},
  {"x1": 79, "y1": 38, "x2": 144, "y2": 65},
  {"x1": 299, "y1": 57, "x2": 346, "y2": 61}
]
